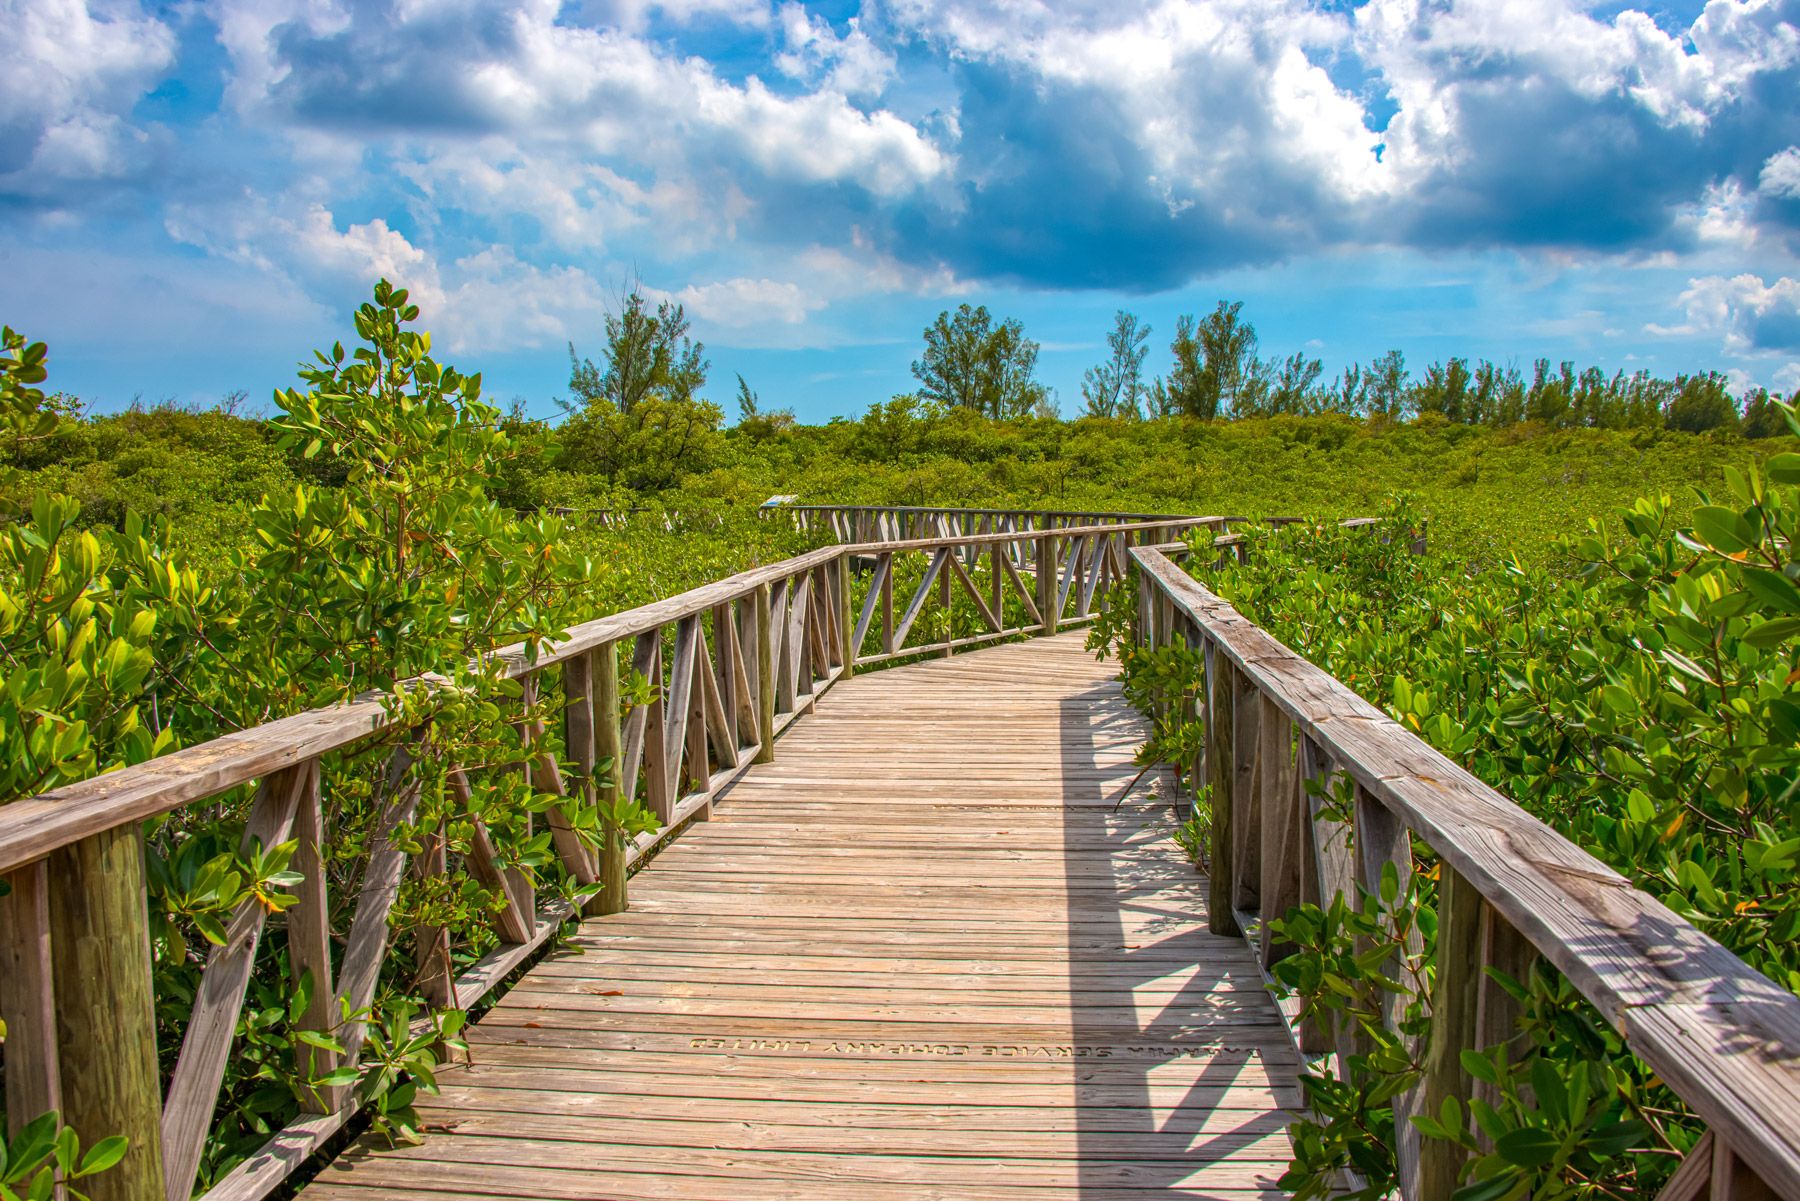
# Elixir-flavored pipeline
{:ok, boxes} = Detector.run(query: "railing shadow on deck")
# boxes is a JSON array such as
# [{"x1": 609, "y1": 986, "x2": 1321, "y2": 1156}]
[
  {"x1": 0, "y1": 511, "x2": 1242, "y2": 1201},
  {"x1": 1058, "y1": 671, "x2": 1292, "y2": 1199},
  {"x1": 1129, "y1": 539, "x2": 1800, "y2": 1201}
]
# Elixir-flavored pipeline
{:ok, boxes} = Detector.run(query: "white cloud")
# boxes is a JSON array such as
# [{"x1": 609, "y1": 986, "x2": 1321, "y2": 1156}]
[
  {"x1": 1650, "y1": 272, "x2": 1800, "y2": 355},
  {"x1": 663, "y1": 277, "x2": 825, "y2": 326},
  {"x1": 167, "y1": 196, "x2": 611, "y2": 354},
  {"x1": 212, "y1": 0, "x2": 945, "y2": 198},
  {"x1": 0, "y1": 0, "x2": 176, "y2": 195},
  {"x1": 1761, "y1": 146, "x2": 1800, "y2": 198},
  {"x1": 774, "y1": 4, "x2": 896, "y2": 98}
]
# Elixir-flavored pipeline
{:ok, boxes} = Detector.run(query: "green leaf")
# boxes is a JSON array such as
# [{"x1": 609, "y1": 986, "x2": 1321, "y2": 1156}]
[
  {"x1": 1494, "y1": 1126, "x2": 1561, "y2": 1167},
  {"x1": 1453, "y1": 1170, "x2": 1527, "y2": 1201},
  {"x1": 1743, "y1": 617, "x2": 1800, "y2": 648},
  {"x1": 1766, "y1": 452, "x2": 1800, "y2": 485},
  {"x1": 1689, "y1": 505, "x2": 1757, "y2": 554},
  {"x1": 74, "y1": 1137, "x2": 127, "y2": 1178},
  {"x1": 1741, "y1": 567, "x2": 1800, "y2": 614}
]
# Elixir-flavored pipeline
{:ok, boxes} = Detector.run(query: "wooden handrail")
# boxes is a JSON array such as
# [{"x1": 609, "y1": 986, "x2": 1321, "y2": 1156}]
[
  {"x1": 1127, "y1": 542, "x2": 1800, "y2": 1201},
  {"x1": 0, "y1": 519, "x2": 1231, "y2": 876},
  {"x1": 0, "y1": 514, "x2": 1212, "y2": 1201}
]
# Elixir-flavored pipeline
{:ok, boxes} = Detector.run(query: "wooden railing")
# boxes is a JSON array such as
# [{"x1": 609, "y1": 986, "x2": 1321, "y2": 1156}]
[
  {"x1": 1127, "y1": 539, "x2": 1800, "y2": 1201},
  {"x1": 766, "y1": 502, "x2": 1250, "y2": 546},
  {"x1": 0, "y1": 516, "x2": 1220, "y2": 1201}
]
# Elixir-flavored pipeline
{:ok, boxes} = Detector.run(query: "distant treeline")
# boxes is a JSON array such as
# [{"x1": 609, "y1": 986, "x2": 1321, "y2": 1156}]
[{"x1": 1069, "y1": 301, "x2": 1784, "y2": 435}]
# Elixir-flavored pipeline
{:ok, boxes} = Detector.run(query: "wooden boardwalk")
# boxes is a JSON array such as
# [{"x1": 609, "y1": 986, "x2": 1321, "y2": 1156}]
[{"x1": 305, "y1": 634, "x2": 1301, "y2": 1201}]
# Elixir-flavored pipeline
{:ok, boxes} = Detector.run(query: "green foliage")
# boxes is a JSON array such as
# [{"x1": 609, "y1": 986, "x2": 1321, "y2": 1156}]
[
  {"x1": 1080, "y1": 311, "x2": 1150, "y2": 419},
  {"x1": 912, "y1": 303, "x2": 1050, "y2": 419},
  {"x1": 0, "y1": 1112, "x2": 128, "y2": 1201},
  {"x1": 1101, "y1": 412, "x2": 1800, "y2": 1198}
]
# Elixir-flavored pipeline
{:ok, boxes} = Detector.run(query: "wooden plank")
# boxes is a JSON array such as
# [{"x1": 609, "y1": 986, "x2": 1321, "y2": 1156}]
[
  {"x1": 1130, "y1": 545, "x2": 1800, "y2": 1198},
  {"x1": 0, "y1": 858, "x2": 59, "y2": 1134},
  {"x1": 49, "y1": 822, "x2": 164, "y2": 1201},
  {"x1": 163, "y1": 765, "x2": 310, "y2": 1201},
  {"x1": 889, "y1": 548, "x2": 949, "y2": 650},
  {"x1": 296, "y1": 634, "x2": 1297, "y2": 1201}
]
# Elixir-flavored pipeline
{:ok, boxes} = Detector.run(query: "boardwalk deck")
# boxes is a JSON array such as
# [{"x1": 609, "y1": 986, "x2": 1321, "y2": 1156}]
[{"x1": 303, "y1": 634, "x2": 1301, "y2": 1201}]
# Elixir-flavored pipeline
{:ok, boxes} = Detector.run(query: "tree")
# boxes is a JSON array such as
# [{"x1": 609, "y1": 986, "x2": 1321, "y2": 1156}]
[
  {"x1": 1742, "y1": 389, "x2": 1792, "y2": 439},
  {"x1": 1156, "y1": 313, "x2": 1208, "y2": 419},
  {"x1": 1152, "y1": 302, "x2": 1262, "y2": 420},
  {"x1": 734, "y1": 373, "x2": 795, "y2": 440},
  {"x1": 1266, "y1": 351, "x2": 1324, "y2": 416},
  {"x1": 568, "y1": 286, "x2": 707, "y2": 415},
  {"x1": 559, "y1": 285, "x2": 722, "y2": 490},
  {"x1": 1664, "y1": 372, "x2": 1739, "y2": 433},
  {"x1": 911, "y1": 303, "x2": 1048, "y2": 420},
  {"x1": 1415, "y1": 359, "x2": 1473, "y2": 422},
  {"x1": 1080, "y1": 311, "x2": 1150, "y2": 419},
  {"x1": 1366, "y1": 350, "x2": 1411, "y2": 419}
]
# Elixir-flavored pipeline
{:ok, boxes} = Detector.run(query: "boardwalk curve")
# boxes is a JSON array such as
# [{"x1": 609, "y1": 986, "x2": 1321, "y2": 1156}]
[{"x1": 305, "y1": 634, "x2": 1300, "y2": 1200}]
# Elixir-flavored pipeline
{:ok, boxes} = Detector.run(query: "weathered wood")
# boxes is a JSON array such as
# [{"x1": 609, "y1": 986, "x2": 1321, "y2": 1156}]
[
  {"x1": 590, "y1": 642, "x2": 627, "y2": 916},
  {"x1": 880, "y1": 553, "x2": 895, "y2": 656},
  {"x1": 755, "y1": 585, "x2": 776, "y2": 764},
  {"x1": 1414, "y1": 862, "x2": 1483, "y2": 1201},
  {"x1": 1036, "y1": 536, "x2": 1059, "y2": 636},
  {"x1": 0, "y1": 858, "x2": 59, "y2": 1135},
  {"x1": 1660, "y1": 1132, "x2": 1716, "y2": 1201},
  {"x1": 163, "y1": 766, "x2": 311, "y2": 1201},
  {"x1": 295, "y1": 634, "x2": 1298, "y2": 1201},
  {"x1": 49, "y1": 823, "x2": 164, "y2": 1201},
  {"x1": 334, "y1": 746, "x2": 425, "y2": 1073},
  {"x1": 1256, "y1": 699, "x2": 1300, "y2": 968},
  {"x1": 0, "y1": 521, "x2": 1223, "y2": 881},
  {"x1": 1230, "y1": 668, "x2": 1261, "y2": 913},
  {"x1": 639, "y1": 632, "x2": 672, "y2": 824},
  {"x1": 1204, "y1": 643, "x2": 1238, "y2": 938},
  {"x1": 1130, "y1": 544, "x2": 1800, "y2": 1200},
  {"x1": 287, "y1": 761, "x2": 343, "y2": 1113},
  {"x1": 943, "y1": 546, "x2": 1001, "y2": 633},
  {"x1": 850, "y1": 553, "x2": 889, "y2": 659}
]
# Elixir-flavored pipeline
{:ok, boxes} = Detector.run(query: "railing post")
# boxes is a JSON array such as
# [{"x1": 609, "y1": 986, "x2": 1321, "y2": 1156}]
[
  {"x1": 592, "y1": 641, "x2": 628, "y2": 915},
  {"x1": 1230, "y1": 669, "x2": 1262, "y2": 913},
  {"x1": 48, "y1": 824, "x2": 165, "y2": 1201},
  {"x1": 1203, "y1": 644, "x2": 1238, "y2": 937},
  {"x1": 0, "y1": 860, "x2": 59, "y2": 1135},
  {"x1": 1036, "y1": 535, "x2": 1059, "y2": 636},
  {"x1": 837, "y1": 554, "x2": 854, "y2": 678},
  {"x1": 755, "y1": 583, "x2": 776, "y2": 764},
  {"x1": 1415, "y1": 862, "x2": 1482, "y2": 1200}
]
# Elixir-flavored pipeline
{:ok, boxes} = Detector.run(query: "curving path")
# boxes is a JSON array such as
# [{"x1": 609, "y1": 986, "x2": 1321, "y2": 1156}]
[{"x1": 305, "y1": 633, "x2": 1300, "y2": 1201}]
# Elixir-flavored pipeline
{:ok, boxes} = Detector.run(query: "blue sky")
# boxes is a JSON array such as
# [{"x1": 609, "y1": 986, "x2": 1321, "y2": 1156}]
[{"x1": 5, "y1": 0, "x2": 1800, "y2": 422}]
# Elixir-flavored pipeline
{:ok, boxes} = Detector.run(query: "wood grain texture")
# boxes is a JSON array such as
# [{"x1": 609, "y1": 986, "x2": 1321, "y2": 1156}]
[
  {"x1": 1130, "y1": 544, "x2": 1800, "y2": 1199},
  {"x1": 299, "y1": 634, "x2": 1298, "y2": 1201}
]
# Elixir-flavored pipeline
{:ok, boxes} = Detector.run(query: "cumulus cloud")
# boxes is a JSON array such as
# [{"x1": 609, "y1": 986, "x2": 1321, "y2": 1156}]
[
  {"x1": 1652, "y1": 273, "x2": 1800, "y2": 354},
  {"x1": 660, "y1": 277, "x2": 826, "y2": 326},
  {"x1": 0, "y1": 0, "x2": 177, "y2": 202},
  {"x1": 774, "y1": 4, "x2": 896, "y2": 98},
  {"x1": 211, "y1": 0, "x2": 943, "y2": 197},
  {"x1": 166, "y1": 196, "x2": 611, "y2": 354},
  {"x1": 1763, "y1": 146, "x2": 1800, "y2": 198}
]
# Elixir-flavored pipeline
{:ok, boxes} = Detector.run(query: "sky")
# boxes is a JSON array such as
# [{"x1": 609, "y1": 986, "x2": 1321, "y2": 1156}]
[{"x1": 4, "y1": 0, "x2": 1800, "y2": 422}]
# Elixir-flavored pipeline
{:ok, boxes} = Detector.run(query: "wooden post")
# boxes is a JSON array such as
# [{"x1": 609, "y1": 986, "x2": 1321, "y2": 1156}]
[
  {"x1": 837, "y1": 554, "x2": 855, "y2": 677},
  {"x1": 1257, "y1": 699, "x2": 1301, "y2": 966},
  {"x1": 0, "y1": 860, "x2": 60, "y2": 1136},
  {"x1": 48, "y1": 824, "x2": 165, "y2": 1201},
  {"x1": 755, "y1": 583, "x2": 776, "y2": 764},
  {"x1": 1204, "y1": 645, "x2": 1238, "y2": 937},
  {"x1": 592, "y1": 642, "x2": 628, "y2": 916},
  {"x1": 1414, "y1": 861, "x2": 1483, "y2": 1201},
  {"x1": 1037, "y1": 535, "x2": 1059, "y2": 636},
  {"x1": 939, "y1": 548, "x2": 953, "y2": 657},
  {"x1": 1230, "y1": 669, "x2": 1261, "y2": 913}
]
